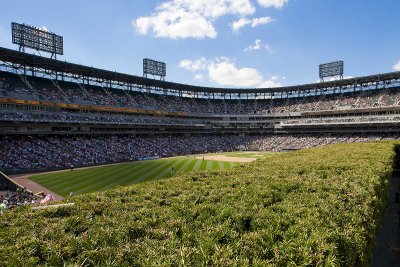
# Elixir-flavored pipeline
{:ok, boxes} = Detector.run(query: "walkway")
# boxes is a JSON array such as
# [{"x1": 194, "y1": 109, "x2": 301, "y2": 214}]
[
  {"x1": 372, "y1": 175, "x2": 400, "y2": 266},
  {"x1": 10, "y1": 173, "x2": 64, "y2": 201}
]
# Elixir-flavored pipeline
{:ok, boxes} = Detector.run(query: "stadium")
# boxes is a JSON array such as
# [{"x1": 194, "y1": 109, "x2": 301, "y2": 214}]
[
  {"x1": 1, "y1": 47, "x2": 400, "y2": 172},
  {"x1": 1, "y1": 1, "x2": 400, "y2": 266}
]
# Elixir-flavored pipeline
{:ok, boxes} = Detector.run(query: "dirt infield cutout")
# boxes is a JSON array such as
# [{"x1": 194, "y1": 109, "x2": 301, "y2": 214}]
[{"x1": 198, "y1": 155, "x2": 257, "y2": 163}]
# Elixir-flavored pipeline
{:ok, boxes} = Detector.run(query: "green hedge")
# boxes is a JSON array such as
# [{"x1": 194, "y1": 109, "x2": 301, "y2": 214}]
[{"x1": 0, "y1": 142, "x2": 396, "y2": 266}]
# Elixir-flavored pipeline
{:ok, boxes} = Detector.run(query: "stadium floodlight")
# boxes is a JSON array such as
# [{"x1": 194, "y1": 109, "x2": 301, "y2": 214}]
[
  {"x1": 11, "y1": 22, "x2": 63, "y2": 59},
  {"x1": 319, "y1": 61, "x2": 343, "y2": 82},
  {"x1": 143, "y1": 58, "x2": 166, "y2": 80}
]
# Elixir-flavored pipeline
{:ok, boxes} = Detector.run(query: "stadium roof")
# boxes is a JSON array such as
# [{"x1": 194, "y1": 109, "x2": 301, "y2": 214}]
[{"x1": 1, "y1": 46, "x2": 400, "y2": 95}]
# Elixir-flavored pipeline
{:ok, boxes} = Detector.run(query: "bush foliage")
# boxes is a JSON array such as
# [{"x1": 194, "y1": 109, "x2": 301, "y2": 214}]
[{"x1": 0, "y1": 142, "x2": 396, "y2": 266}]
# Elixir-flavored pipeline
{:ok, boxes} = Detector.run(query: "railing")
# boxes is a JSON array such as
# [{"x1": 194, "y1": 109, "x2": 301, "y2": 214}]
[{"x1": 0, "y1": 171, "x2": 24, "y2": 191}]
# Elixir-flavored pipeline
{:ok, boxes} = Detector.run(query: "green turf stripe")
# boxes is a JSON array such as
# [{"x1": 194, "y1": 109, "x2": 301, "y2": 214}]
[
  {"x1": 176, "y1": 158, "x2": 195, "y2": 173},
  {"x1": 218, "y1": 161, "x2": 226, "y2": 169},
  {"x1": 39, "y1": 161, "x2": 154, "y2": 196},
  {"x1": 185, "y1": 159, "x2": 198, "y2": 172},
  {"x1": 32, "y1": 161, "x2": 153, "y2": 186},
  {"x1": 173, "y1": 158, "x2": 188, "y2": 173},
  {"x1": 222, "y1": 162, "x2": 230, "y2": 168},
  {"x1": 42, "y1": 165, "x2": 128, "y2": 191},
  {"x1": 30, "y1": 152, "x2": 254, "y2": 197},
  {"x1": 54, "y1": 161, "x2": 154, "y2": 188},
  {"x1": 153, "y1": 158, "x2": 186, "y2": 180},
  {"x1": 112, "y1": 162, "x2": 167, "y2": 187},
  {"x1": 205, "y1": 160, "x2": 213, "y2": 170},
  {"x1": 126, "y1": 158, "x2": 177, "y2": 185},
  {"x1": 91, "y1": 163, "x2": 158, "y2": 190},
  {"x1": 75, "y1": 161, "x2": 163, "y2": 193},
  {"x1": 211, "y1": 161, "x2": 219, "y2": 170},
  {"x1": 192, "y1": 160, "x2": 203, "y2": 171},
  {"x1": 198, "y1": 161, "x2": 208, "y2": 171}
]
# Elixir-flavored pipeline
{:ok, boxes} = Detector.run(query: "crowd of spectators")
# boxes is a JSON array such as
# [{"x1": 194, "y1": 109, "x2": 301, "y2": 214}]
[
  {"x1": 0, "y1": 110, "x2": 205, "y2": 126},
  {"x1": 0, "y1": 77, "x2": 8, "y2": 94},
  {"x1": 2, "y1": 72, "x2": 400, "y2": 115},
  {"x1": 1, "y1": 134, "x2": 397, "y2": 171},
  {"x1": 0, "y1": 188, "x2": 43, "y2": 214},
  {"x1": 281, "y1": 115, "x2": 400, "y2": 126}
]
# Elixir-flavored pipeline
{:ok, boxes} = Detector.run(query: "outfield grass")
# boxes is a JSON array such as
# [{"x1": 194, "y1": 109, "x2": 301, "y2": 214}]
[{"x1": 30, "y1": 152, "x2": 274, "y2": 197}]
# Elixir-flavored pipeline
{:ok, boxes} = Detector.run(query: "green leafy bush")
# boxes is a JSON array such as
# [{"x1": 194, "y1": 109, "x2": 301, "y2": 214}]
[{"x1": 0, "y1": 142, "x2": 396, "y2": 266}]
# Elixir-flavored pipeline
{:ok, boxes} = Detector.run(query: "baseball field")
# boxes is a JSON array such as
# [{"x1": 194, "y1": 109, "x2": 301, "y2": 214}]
[{"x1": 29, "y1": 151, "x2": 276, "y2": 197}]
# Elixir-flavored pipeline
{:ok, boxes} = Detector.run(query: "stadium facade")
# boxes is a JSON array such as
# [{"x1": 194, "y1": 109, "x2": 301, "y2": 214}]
[{"x1": 1, "y1": 46, "x2": 400, "y2": 172}]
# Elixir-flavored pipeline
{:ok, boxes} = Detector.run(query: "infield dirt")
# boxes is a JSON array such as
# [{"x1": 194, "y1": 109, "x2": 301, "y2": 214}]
[{"x1": 197, "y1": 155, "x2": 257, "y2": 162}]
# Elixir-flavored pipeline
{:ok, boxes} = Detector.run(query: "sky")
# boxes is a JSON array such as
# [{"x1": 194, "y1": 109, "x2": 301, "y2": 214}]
[{"x1": 0, "y1": 0, "x2": 399, "y2": 88}]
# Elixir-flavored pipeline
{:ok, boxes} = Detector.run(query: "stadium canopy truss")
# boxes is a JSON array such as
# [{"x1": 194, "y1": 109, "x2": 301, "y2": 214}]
[{"x1": 0, "y1": 47, "x2": 400, "y2": 100}]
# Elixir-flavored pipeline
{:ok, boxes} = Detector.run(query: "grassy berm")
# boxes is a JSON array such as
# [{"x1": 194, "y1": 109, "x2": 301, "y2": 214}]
[{"x1": 0, "y1": 142, "x2": 397, "y2": 266}]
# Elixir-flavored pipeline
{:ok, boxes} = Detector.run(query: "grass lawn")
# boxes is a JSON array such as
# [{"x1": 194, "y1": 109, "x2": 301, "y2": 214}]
[{"x1": 30, "y1": 152, "x2": 275, "y2": 197}]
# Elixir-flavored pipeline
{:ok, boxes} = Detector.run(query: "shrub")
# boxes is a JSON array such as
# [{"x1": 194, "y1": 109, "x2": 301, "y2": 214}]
[{"x1": 0, "y1": 142, "x2": 396, "y2": 266}]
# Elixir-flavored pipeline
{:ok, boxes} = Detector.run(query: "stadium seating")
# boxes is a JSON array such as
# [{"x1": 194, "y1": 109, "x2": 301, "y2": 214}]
[
  {"x1": 1, "y1": 70, "x2": 400, "y2": 172},
  {"x1": 2, "y1": 71, "x2": 400, "y2": 115},
  {"x1": 1, "y1": 134, "x2": 397, "y2": 171}
]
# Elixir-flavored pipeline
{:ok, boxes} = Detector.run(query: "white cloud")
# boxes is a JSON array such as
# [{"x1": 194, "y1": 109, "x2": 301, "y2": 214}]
[
  {"x1": 208, "y1": 58, "x2": 281, "y2": 88},
  {"x1": 251, "y1": 17, "x2": 273, "y2": 27},
  {"x1": 185, "y1": 0, "x2": 255, "y2": 17},
  {"x1": 244, "y1": 39, "x2": 273, "y2": 54},
  {"x1": 259, "y1": 80, "x2": 281, "y2": 88},
  {"x1": 231, "y1": 18, "x2": 251, "y2": 32},
  {"x1": 180, "y1": 57, "x2": 281, "y2": 87},
  {"x1": 208, "y1": 58, "x2": 264, "y2": 87},
  {"x1": 264, "y1": 42, "x2": 273, "y2": 54},
  {"x1": 133, "y1": 0, "x2": 255, "y2": 39},
  {"x1": 244, "y1": 39, "x2": 262, "y2": 51},
  {"x1": 257, "y1": 0, "x2": 288, "y2": 9},
  {"x1": 315, "y1": 76, "x2": 354, "y2": 83},
  {"x1": 393, "y1": 60, "x2": 400, "y2": 71},
  {"x1": 179, "y1": 57, "x2": 208, "y2": 71},
  {"x1": 194, "y1": 74, "x2": 204, "y2": 80},
  {"x1": 134, "y1": 10, "x2": 217, "y2": 39},
  {"x1": 231, "y1": 16, "x2": 273, "y2": 32},
  {"x1": 39, "y1": 26, "x2": 49, "y2": 32}
]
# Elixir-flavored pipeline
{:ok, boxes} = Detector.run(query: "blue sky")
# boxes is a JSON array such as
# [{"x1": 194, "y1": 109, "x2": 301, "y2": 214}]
[{"x1": 0, "y1": 0, "x2": 399, "y2": 88}]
